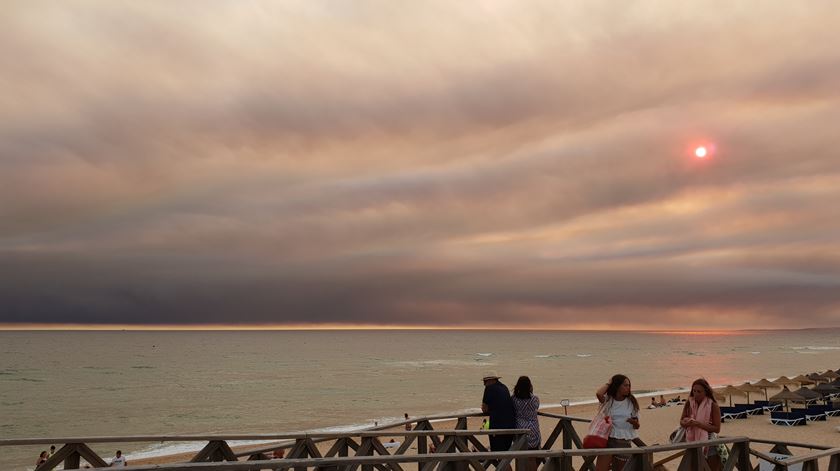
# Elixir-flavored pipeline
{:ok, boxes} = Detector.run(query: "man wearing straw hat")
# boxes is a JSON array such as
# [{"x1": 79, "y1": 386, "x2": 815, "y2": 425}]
[{"x1": 481, "y1": 371, "x2": 516, "y2": 452}]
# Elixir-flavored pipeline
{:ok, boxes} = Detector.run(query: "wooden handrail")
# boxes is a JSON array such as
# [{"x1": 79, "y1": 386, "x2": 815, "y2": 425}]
[
  {"x1": 776, "y1": 447, "x2": 840, "y2": 465},
  {"x1": 0, "y1": 429, "x2": 530, "y2": 447},
  {"x1": 90, "y1": 438, "x2": 756, "y2": 471},
  {"x1": 536, "y1": 412, "x2": 589, "y2": 422}
]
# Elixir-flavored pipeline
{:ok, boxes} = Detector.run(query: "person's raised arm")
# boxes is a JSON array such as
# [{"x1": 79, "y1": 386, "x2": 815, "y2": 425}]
[{"x1": 595, "y1": 382, "x2": 609, "y2": 403}]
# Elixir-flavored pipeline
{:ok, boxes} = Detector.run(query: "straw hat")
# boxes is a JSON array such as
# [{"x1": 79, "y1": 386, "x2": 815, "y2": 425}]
[{"x1": 482, "y1": 371, "x2": 501, "y2": 381}]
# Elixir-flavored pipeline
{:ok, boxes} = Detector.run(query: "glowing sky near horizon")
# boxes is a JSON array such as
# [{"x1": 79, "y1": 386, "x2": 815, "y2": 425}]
[{"x1": 1, "y1": 1, "x2": 840, "y2": 329}]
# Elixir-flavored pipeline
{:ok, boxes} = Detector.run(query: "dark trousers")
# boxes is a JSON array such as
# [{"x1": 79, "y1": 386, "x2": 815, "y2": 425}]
[{"x1": 489, "y1": 433, "x2": 514, "y2": 451}]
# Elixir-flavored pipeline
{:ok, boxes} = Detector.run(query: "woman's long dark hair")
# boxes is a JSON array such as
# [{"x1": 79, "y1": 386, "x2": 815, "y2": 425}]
[
  {"x1": 606, "y1": 374, "x2": 639, "y2": 413},
  {"x1": 690, "y1": 378, "x2": 716, "y2": 403},
  {"x1": 513, "y1": 376, "x2": 533, "y2": 399}
]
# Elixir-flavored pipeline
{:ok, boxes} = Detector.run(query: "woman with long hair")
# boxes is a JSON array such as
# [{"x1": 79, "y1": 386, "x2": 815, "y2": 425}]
[
  {"x1": 680, "y1": 378, "x2": 722, "y2": 471},
  {"x1": 594, "y1": 374, "x2": 640, "y2": 471},
  {"x1": 511, "y1": 376, "x2": 541, "y2": 470}
]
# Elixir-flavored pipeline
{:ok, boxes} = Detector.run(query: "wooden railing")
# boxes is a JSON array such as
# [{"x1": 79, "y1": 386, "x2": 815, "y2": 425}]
[{"x1": 4, "y1": 412, "x2": 840, "y2": 471}]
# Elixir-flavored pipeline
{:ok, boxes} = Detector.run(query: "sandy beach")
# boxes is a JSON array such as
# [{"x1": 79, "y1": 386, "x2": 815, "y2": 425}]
[{"x1": 128, "y1": 391, "x2": 840, "y2": 470}]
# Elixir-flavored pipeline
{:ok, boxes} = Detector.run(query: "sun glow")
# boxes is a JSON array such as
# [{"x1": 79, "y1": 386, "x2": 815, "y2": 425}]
[{"x1": 695, "y1": 146, "x2": 708, "y2": 158}]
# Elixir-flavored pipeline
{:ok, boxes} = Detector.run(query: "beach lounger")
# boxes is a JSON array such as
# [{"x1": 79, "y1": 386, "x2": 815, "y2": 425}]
[
  {"x1": 791, "y1": 407, "x2": 827, "y2": 422},
  {"x1": 720, "y1": 406, "x2": 748, "y2": 421},
  {"x1": 734, "y1": 403, "x2": 764, "y2": 415},
  {"x1": 753, "y1": 400, "x2": 782, "y2": 412},
  {"x1": 804, "y1": 404, "x2": 840, "y2": 418},
  {"x1": 770, "y1": 411, "x2": 807, "y2": 426}
]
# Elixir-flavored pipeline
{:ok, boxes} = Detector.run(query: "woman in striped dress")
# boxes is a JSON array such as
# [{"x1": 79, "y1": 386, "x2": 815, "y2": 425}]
[{"x1": 511, "y1": 376, "x2": 541, "y2": 453}]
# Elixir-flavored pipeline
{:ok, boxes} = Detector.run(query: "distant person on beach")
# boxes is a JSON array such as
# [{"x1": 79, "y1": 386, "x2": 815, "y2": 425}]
[
  {"x1": 481, "y1": 371, "x2": 516, "y2": 452},
  {"x1": 110, "y1": 450, "x2": 127, "y2": 467},
  {"x1": 680, "y1": 378, "x2": 722, "y2": 471},
  {"x1": 36, "y1": 451, "x2": 48, "y2": 467},
  {"x1": 659, "y1": 395, "x2": 667, "y2": 406},
  {"x1": 648, "y1": 397, "x2": 658, "y2": 409},
  {"x1": 272, "y1": 449, "x2": 285, "y2": 459},
  {"x1": 404, "y1": 413, "x2": 412, "y2": 431},
  {"x1": 49, "y1": 445, "x2": 56, "y2": 457},
  {"x1": 595, "y1": 374, "x2": 640, "y2": 471}
]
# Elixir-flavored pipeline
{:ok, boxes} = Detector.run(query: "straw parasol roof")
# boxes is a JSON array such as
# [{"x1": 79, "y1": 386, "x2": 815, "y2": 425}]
[
  {"x1": 736, "y1": 382, "x2": 763, "y2": 403},
  {"x1": 753, "y1": 378, "x2": 779, "y2": 388},
  {"x1": 808, "y1": 372, "x2": 826, "y2": 383},
  {"x1": 813, "y1": 383, "x2": 840, "y2": 397},
  {"x1": 715, "y1": 385, "x2": 746, "y2": 406},
  {"x1": 769, "y1": 386, "x2": 805, "y2": 411},
  {"x1": 822, "y1": 370, "x2": 840, "y2": 380},
  {"x1": 794, "y1": 387, "x2": 821, "y2": 401},
  {"x1": 752, "y1": 378, "x2": 780, "y2": 401},
  {"x1": 773, "y1": 376, "x2": 798, "y2": 387},
  {"x1": 792, "y1": 374, "x2": 815, "y2": 386}
]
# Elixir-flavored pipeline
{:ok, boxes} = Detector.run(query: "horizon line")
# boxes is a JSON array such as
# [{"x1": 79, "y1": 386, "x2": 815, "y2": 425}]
[{"x1": 0, "y1": 323, "x2": 835, "y2": 333}]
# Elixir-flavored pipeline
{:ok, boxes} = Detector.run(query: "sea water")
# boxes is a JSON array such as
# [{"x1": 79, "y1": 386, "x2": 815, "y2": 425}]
[{"x1": 2, "y1": 329, "x2": 839, "y2": 469}]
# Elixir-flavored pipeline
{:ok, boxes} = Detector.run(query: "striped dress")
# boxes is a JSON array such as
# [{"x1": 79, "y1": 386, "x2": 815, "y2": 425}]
[{"x1": 511, "y1": 394, "x2": 541, "y2": 449}]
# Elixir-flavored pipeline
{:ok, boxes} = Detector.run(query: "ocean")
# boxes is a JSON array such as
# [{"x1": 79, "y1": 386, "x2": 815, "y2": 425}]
[{"x1": 2, "y1": 329, "x2": 839, "y2": 469}]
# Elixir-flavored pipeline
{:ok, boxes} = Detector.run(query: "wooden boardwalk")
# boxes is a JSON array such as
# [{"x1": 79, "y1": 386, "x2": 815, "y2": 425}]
[{"x1": 4, "y1": 412, "x2": 839, "y2": 471}]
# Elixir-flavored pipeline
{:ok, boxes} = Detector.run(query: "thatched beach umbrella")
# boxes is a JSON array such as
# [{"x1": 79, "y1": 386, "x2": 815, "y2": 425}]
[
  {"x1": 792, "y1": 374, "x2": 815, "y2": 386},
  {"x1": 752, "y1": 378, "x2": 779, "y2": 401},
  {"x1": 736, "y1": 382, "x2": 764, "y2": 403},
  {"x1": 773, "y1": 376, "x2": 798, "y2": 387},
  {"x1": 822, "y1": 370, "x2": 840, "y2": 380},
  {"x1": 812, "y1": 383, "x2": 840, "y2": 398},
  {"x1": 769, "y1": 386, "x2": 805, "y2": 412},
  {"x1": 715, "y1": 385, "x2": 746, "y2": 406},
  {"x1": 807, "y1": 372, "x2": 826, "y2": 384},
  {"x1": 794, "y1": 387, "x2": 821, "y2": 402}
]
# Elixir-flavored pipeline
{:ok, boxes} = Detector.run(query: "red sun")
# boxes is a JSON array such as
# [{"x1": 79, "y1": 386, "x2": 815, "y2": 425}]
[{"x1": 695, "y1": 146, "x2": 708, "y2": 158}]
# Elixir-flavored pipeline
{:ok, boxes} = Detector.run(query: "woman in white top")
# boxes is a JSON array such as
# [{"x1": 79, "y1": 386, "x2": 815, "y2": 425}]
[{"x1": 595, "y1": 374, "x2": 640, "y2": 471}]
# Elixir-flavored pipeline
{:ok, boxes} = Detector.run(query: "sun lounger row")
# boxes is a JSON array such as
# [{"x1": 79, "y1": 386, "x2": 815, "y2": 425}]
[
  {"x1": 720, "y1": 404, "x2": 764, "y2": 421},
  {"x1": 770, "y1": 411, "x2": 807, "y2": 426},
  {"x1": 769, "y1": 405, "x2": 840, "y2": 425}
]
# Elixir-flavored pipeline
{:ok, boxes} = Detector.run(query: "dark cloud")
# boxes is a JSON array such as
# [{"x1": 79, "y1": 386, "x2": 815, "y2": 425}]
[{"x1": 1, "y1": 2, "x2": 840, "y2": 328}]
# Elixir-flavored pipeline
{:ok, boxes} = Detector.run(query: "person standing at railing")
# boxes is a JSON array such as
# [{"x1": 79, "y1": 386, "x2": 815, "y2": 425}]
[
  {"x1": 595, "y1": 374, "x2": 640, "y2": 471},
  {"x1": 680, "y1": 378, "x2": 722, "y2": 471},
  {"x1": 512, "y1": 376, "x2": 541, "y2": 471},
  {"x1": 481, "y1": 371, "x2": 516, "y2": 452}
]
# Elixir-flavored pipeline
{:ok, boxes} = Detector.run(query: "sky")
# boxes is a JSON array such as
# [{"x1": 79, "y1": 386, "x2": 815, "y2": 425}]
[{"x1": 1, "y1": 1, "x2": 840, "y2": 330}]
